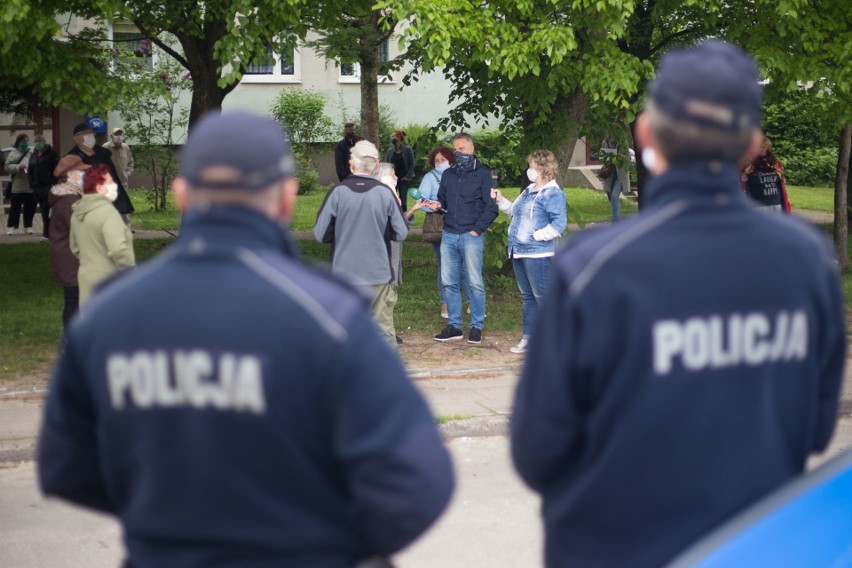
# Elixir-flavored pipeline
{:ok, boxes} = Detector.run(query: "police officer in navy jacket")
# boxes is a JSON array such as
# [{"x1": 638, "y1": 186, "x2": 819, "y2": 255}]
[
  {"x1": 511, "y1": 41, "x2": 846, "y2": 568},
  {"x1": 38, "y1": 111, "x2": 454, "y2": 567}
]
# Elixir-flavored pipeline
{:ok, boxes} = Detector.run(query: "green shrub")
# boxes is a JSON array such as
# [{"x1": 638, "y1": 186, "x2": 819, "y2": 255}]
[
  {"x1": 774, "y1": 146, "x2": 838, "y2": 187},
  {"x1": 270, "y1": 90, "x2": 335, "y2": 150},
  {"x1": 294, "y1": 152, "x2": 328, "y2": 195},
  {"x1": 466, "y1": 128, "x2": 525, "y2": 189}
]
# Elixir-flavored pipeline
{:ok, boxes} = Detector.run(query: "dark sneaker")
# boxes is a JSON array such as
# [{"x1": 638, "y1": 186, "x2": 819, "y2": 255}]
[
  {"x1": 396, "y1": 335, "x2": 403, "y2": 345},
  {"x1": 468, "y1": 327, "x2": 482, "y2": 344},
  {"x1": 434, "y1": 325, "x2": 464, "y2": 342}
]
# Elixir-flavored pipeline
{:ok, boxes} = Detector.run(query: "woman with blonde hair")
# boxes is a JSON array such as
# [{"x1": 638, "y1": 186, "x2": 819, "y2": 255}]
[{"x1": 492, "y1": 150, "x2": 567, "y2": 354}]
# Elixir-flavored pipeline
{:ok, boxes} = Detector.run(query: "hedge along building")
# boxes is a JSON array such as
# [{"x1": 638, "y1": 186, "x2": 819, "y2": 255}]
[{"x1": 1, "y1": 17, "x2": 601, "y2": 190}]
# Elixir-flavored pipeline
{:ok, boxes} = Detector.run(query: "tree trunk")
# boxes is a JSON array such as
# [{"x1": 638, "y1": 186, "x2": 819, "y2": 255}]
[
  {"x1": 552, "y1": 89, "x2": 589, "y2": 186},
  {"x1": 177, "y1": 23, "x2": 229, "y2": 129},
  {"x1": 359, "y1": 48, "x2": 380, "y2": 145},
  {"x1": 630, "y1": 112, "x2": 649, "y2": 210},
  {"x1": 838, "y1": 124, "x2": 852, "y2": 271}
]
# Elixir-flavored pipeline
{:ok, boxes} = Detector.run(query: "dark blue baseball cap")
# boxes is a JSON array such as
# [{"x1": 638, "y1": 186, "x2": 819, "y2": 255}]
[
  {"x1": 649, "y1": 40, "x2": 762, "y2": 132},
  {"x1": 179, "y1": 111, "x2": 295, "y2": 190}
]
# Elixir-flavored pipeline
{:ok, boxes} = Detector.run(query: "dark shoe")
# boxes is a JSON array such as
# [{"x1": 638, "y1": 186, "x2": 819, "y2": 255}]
[
  {"x1": 468, "y1": 327, "x2": 482, "y2": 344},
  {"x1": 396, "y1": 335, "x2": 403, "y2": 345},
  {"x1": 434, "y1": 325, "x2": 463, "y2": 342}
]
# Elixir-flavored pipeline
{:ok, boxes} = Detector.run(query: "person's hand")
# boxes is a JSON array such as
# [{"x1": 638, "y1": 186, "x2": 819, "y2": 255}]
[
  {"x1": 411, "y1": 199, "x2": 427, "y2": 211},
  {"x1": 426, "y1": 200, "x2": 441, "y2": 211},
  {"x1": 468, "y1": 231, "x2": 479, "y2": 237},
  {"x1": 491, "y1": 188, "x2": 503, "y2": 202}
]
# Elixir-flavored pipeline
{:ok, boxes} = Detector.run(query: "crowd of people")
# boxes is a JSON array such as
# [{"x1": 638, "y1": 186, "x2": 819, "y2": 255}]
[
  {"x1": 3, "y1": 122, "x2": 137, "y2": 331},
  {"x1": 7, "y1": 39, "x2": 844, "y2": 568}
]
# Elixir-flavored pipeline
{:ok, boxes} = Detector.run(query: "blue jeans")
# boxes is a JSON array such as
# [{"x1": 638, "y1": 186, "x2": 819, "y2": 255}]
[
  {"x1": 441, "y1": 232, "x2": 485, "y2": 329},
  {"x1": 609, "y1": 176, "x2": 622, "y2": 222},
  {"x1": 512, "y1": 256, "x2": 552, "y2": 336},
  {"x1": 433, "y1": 242, "x2": 471, "y2": 305},
  {"x1": 432, "y1": 243, "x2": 446, "y2": 304}
]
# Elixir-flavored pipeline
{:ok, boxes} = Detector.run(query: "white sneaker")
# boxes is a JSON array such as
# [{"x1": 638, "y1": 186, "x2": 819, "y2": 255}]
[
  {"x1": 24, "y1": 228, "x2": 33, "y2": 234},
  {"x1": 510, "y1": 336, "x2": 529, "y2": 354},
  {"x1": 6, "y1": 228, "x2": 16, "y2": 235}
]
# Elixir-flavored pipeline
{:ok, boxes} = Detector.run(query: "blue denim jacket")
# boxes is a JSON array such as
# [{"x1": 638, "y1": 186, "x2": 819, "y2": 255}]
[{"x1": 502, "y1": 181, "x2": 567, "y2": 258}]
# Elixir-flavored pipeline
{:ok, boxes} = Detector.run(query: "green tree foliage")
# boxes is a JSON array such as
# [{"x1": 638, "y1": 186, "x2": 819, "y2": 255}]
[
  {"x1": 763, "y1": 89, "x2": 838, "y2": 186},
  {"x1": 0, "y1": 0, "x2": 309, "y2": 126},
  {"x1": 110, "y1": 54, "x2": 190, "y2": 211},
  {"x1": 302, "y1": 3, "x2": 400, "y2": 143},
  {"x1": 389, "y1": 0, "x2": 718, "y2": 190}
]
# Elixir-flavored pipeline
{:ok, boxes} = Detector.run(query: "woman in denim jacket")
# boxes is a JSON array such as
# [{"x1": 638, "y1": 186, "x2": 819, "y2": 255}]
[{"x1": 492, "y1": 150, "x2": 567, "y2": 353}]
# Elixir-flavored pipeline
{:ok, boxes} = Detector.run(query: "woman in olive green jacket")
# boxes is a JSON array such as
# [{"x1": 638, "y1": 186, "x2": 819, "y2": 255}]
[{"x1": 70, "y1": 164, "x2": 135, "y2": 306}]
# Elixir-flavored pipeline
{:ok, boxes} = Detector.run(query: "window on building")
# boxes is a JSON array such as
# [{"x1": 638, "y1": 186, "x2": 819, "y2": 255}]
[
  {"x1": 241, "y1": 40, "x2": 300, "y2": 83},
  {"x1": 112, "y1": 24, "x2": 153, "y2": 68},
  {"x1": 338, "y1": 40, "x2": 393, "y2": 83}
]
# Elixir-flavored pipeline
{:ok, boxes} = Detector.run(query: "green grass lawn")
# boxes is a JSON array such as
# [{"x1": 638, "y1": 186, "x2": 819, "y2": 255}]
[
  {"x1": 787, "y1": 186, "x2": 835, "y2": 212},
  {"x1": 130, "y1": 185, "x2": 637, "y2": 232},
  {"x1": 1, "y1": 183, "x2": 837, "y2": 381}
]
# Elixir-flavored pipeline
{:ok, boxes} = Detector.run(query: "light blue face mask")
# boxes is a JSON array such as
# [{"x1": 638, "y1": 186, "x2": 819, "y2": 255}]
[{"x1": 435, "y1": 161, "x2": 450, "y2": 173}]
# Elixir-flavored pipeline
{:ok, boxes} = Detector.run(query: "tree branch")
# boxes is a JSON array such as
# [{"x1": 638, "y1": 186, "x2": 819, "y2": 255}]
[
  {"x1": 650, "y1": 26, "x2": 702, "y2": 56},
  {"x1": 132, "y1": 19, "x2": 190, "y2": 69}
]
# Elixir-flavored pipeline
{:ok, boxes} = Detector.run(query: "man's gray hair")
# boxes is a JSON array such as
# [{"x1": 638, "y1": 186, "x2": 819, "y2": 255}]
[
  {"x1": 646, "y1": 101, "x2": 753, "y2": 163},
  {"x1": 452, "y1": 132, "x2": 473, "y2": 144},
  {"x1": 351, "y1": 156, "x2": 378, "y2": 174}
]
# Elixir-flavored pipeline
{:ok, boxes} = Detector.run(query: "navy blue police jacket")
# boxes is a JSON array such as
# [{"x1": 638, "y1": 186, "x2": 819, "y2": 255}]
[
  {"x1": 511, "y1": 162, "x2": 846, "y2": 568},
  {"x1": 38, "y1": 205, "x2": 454, "y2": 567}
]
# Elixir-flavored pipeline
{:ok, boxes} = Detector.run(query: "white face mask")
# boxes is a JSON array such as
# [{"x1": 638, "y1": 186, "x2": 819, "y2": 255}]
[
  {"x1": 82, "y1": 134, "x2": 96, "y2": 149},
  {"x1": 435, "y1": 161, "x2": 450, "y2": 173},
  {"x1": 112, "y1": 136, "x2": 123, "y2": 144},
  {"x1": 641, "y1": 147, "x2": 657, "y2": 171},
  {"x1": 526, "y1": 168, "x2": 539, "y2": 182},
  {"x1": 102, "y1": 183, "x2": 119, "y2": 202}
]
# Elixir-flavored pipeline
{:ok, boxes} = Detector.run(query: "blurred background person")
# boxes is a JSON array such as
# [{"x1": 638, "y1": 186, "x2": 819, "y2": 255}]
[
  {"x1": 5, "y1": 133, "x2": 34, "y2": 235},
  {"x1": 376, "y1": 161, "x2": 424, "y2": 346},
  {"x1": 70, "y1": 163, "x2": 135, "y2": 306},
  {"x1": 386, "y1": 129, "x2": 415, "y2": 210},
  {"x1": 66, "y1": 122, "x2": 135, "y2": 226},
  {"x1": 27, "y1": 133, "x2": 59, "y2": 239},
  {"x1": 492, "y1": 150, "x2": 567, "y2": 354},
  {"x1": 417, "y1": 147, "x2": 457, "y2": 319},
  {"x1": 599, "y1": 139, "x2": 632, "y2": 222},
  {"x1": 103, "y1": 127, "x2": 134, "y2": 189},
  {"x1": 50, "y1": 156, "x2": 89, "y2": 329},
  {"x1": 742, "y1": 135, "x2": 791, "y2": 213},
  {"x1": 334, "y1": 122, "x2": 359, "y2": 181}
]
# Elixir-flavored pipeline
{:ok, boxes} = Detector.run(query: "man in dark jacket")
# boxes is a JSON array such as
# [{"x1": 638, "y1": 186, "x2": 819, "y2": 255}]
[
  {"x1": 65, "y1": 122, "x2": 135, "y2": 221},
  {"x1": 334, "y1": 122, "x2": 358, "y2": 181},
  {"x1": 27, "y1": 133, "x2": 59, "y2": 238},
  {"x1": 511, "y1": 41, "x2": 846, "y2": 568},
  {"x1": 38, "y1": 112, "x2": 454, "y2": 567},
  {"x1": 434, "y1": 132, "x2": 498, "y2": 344}
]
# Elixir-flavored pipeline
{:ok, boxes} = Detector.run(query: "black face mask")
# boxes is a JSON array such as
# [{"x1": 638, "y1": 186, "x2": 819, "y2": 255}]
[
  {"x1": 454, "y1": 151, "x2": 474, "y2": 169},
  {"x1": 345, "y1": 132, "x2": 356, "y2": 141}
]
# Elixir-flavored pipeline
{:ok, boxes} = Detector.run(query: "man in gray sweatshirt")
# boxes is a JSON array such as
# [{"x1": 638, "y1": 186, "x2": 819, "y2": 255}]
[{"x1": 314, "y1": 140, "x2": 409, "y2": 345}]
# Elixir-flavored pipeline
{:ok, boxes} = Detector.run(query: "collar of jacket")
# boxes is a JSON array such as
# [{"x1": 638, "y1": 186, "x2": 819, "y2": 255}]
[
  {"x1": 177, "y1": 204, "x2": 299, "y2": 259},
  {"x1": 644, "y1": 161, "x2": 746, "y2": 210},
  {"x1": 525, "y1": 179, "x2": 560, "y2": 194}
]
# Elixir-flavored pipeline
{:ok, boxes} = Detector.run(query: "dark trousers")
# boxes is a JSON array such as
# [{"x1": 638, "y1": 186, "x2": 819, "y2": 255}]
[
  {"x1": 34, "y1": 193, "x2": 50, "y2": 237},
  {"x1": 397, "y1": 179, "x2": 411, "y2": 211},
  {"x1": 62, "y1": 286, "x2": 79, "y2": 329},
  {"x1": 7, "y1": 193, "x2": 36, "y2": 229}
]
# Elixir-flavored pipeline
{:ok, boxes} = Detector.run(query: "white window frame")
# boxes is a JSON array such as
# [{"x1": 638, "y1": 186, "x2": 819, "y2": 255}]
[
  {"x1": 240, "y1": 43, "x2": 301, "y2": 84},
  {"x1": 338, "y1": 39, "x2": 395, "y2": 84},
  {"x1": 109, "y1": 22, "x2": 157, "y2": 69}
]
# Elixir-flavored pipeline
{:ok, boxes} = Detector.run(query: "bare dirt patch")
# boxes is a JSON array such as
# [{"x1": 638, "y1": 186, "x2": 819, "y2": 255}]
[{"x1": 398, "y1": 329, "x2": 525, "y2": 377}]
